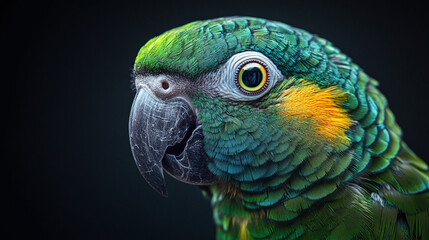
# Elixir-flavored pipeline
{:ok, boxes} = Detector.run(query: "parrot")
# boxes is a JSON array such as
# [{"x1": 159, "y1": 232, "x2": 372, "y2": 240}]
[{"x1": 128, "y1": 16, "x2": 429, "y2": 240}]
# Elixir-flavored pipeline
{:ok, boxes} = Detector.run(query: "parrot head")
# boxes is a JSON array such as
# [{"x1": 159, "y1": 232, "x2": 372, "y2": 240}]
[{"x1": 129, "y1": 16, "x2": 355, "y2": 199}]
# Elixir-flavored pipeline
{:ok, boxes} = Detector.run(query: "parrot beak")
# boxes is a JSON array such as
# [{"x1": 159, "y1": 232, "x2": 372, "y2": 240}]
[{"x1": 129, "y1": 88, "x2": 217, "y2": 197}]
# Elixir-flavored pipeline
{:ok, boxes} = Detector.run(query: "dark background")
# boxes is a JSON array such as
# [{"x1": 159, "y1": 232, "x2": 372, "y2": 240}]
[{"x1": 3, "y1": 1, "x2": 428, "y2": 239}]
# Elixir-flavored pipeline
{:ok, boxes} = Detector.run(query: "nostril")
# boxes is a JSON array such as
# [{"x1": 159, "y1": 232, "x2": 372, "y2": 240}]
[{"x1": 161, "y1": 80, "x2": 169, "y2": 90}]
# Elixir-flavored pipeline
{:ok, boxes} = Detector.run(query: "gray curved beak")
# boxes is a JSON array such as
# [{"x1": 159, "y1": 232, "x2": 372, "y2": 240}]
[{"x1": 129, "y1": 88, "x2": 217, "y2": 197}]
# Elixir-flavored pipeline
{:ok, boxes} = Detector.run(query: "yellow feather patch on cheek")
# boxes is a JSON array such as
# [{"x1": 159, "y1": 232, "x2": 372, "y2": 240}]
[{"x1": 277, "y1": 80, "x2": 352, "y2": 148}]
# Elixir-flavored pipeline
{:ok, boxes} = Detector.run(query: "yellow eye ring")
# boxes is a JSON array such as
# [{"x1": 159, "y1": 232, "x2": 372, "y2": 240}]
[{"x1": 237, "y1": 61, "x2": 268, "y2": 93}]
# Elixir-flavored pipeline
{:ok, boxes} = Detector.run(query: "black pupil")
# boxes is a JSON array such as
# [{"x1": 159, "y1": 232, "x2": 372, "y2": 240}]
[{"x1": 242, "y1": 67, "x2": 263, "y2": 88}]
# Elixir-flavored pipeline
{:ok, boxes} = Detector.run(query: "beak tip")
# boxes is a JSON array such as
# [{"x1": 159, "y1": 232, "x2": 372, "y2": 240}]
[
  {"x1": 152, "y1": 185, "x2": 169, "y2": 197},
  {"x1": 144, "y1": 175, "x2": 169, "y2": 197},
  {"x1": 140, "y1": 167, "x2": 169, "y2": 197}
]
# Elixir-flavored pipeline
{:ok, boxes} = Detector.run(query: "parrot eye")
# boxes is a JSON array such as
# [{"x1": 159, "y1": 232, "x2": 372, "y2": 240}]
[
  {"x1": 236, "y1": 61, "x2": 269, "y2": 95},
  {"x1": 206, "y1": 51, "x2": 282, "y2": 101}
]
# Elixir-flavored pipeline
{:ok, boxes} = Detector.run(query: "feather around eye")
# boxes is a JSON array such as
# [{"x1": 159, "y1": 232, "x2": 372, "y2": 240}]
[{"x1": 198, "y1": 51, "x2": 283, "y2": 102}]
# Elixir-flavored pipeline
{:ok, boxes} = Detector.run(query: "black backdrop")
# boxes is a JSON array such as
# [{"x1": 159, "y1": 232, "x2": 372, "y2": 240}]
[{"x1": 3, "y1": 1, "x2": 428, "y2": 239}]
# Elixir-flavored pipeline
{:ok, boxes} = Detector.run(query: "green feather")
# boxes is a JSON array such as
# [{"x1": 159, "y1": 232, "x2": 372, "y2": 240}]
[
  {"x1": 326, "y1": 153, "x2": 353, "y2": 179},
  {"x1": 373, "y1": 204, "x2": 399, "y2": 240},
  {"x1": 302, "y1": 179, "x2": 339, "y2": 200},
  {"x1": 406, "y1": 210, "x2": 429, "y2": 239}
]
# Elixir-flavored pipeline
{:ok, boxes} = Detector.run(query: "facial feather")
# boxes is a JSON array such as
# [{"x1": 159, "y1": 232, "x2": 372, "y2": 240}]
[{"x1": 276, "y1": 79, "x2": 352, "y2": 149}]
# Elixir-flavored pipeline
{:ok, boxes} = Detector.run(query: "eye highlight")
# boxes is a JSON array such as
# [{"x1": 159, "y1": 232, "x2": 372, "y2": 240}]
[{"x1": 236, "y1": 61, "x2": 269, "y2": 95}]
